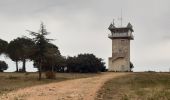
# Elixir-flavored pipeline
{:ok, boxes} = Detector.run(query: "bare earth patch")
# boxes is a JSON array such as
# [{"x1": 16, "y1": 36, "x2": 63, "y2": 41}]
[{"x1": 0, "y1": 73, "x2": 126, "y2": 100}]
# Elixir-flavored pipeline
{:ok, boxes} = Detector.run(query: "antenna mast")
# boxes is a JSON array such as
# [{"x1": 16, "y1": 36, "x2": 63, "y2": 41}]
[
  {"x1": 118, "y1": 9, "x2": 123, "y2": 27},
  {"x1": 121, "y1": 9, "x2": 123, "y2": 26}
]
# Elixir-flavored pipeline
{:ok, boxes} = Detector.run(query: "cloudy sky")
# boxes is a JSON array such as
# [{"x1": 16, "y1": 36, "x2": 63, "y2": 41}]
[{"x1": 0, "y1": 0, "x2": 170, "y2": 72}]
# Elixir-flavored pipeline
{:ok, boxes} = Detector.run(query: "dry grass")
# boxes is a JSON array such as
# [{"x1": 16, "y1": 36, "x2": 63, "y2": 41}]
[
  {"x1": 0, "y1": 72, "x2": 100, "y2": 95},
  {"x1": 96, "y1": 72, "x2": 170, "y2": 100}
]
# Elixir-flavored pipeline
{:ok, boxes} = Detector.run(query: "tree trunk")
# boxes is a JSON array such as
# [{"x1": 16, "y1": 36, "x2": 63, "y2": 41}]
[
  {"x1": 16, "y1": 61, "x2": 18, "y2": 72},
  {"x1": 52, "y1": 65, "x2": 54, "y2": 72},
  {"x1": 22, "y1": 59, "x2": 26, "y2": 72},
  {"x1": 39, "y1": 62, "x2": 42, "y2": 80}
]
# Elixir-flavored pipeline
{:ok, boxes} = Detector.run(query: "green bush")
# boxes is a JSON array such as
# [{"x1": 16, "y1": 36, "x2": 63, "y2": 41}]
[
  {"x1": 66, "y1": 53, "x2": 106, "y2": 73},
  {"x1": 0, "y1": 60, "x2": 8, "y2": 72}
]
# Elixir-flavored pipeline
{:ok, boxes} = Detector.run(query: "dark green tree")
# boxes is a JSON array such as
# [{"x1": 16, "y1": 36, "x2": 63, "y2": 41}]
[
  {"x1": 33, "y1": 43, "x2": 63, "y2": 72},
  {"x1": 44, "y1": 43, "x2": 61, "y2": 71},
  {"x1": 0, "y1": 39, "x2": 8, "y2": 72},
  {"x1": 54, "y1": 56, "x2": 66, "y2": 72},
  {"x1": 66, "y1": 56, "x2": 78, "y2": 72},
  {"x1": 7, "y1": 39, "x2": 20, "y2": 72},
  {"x1": 0, "y1": 39, "x2": 8, "y2": 54},
  {"x1": 0, "y1": 60, "x2": 8, "y2": 72},
  {"x1": 66, "y1": 54, "x2": 106, "y2": 73},
  {"x1": 7, "y1": 37, "x2": 35, "y2": 72},
  {"x1": 28, "y1": 23, "x2": 53, "y2": 80}
]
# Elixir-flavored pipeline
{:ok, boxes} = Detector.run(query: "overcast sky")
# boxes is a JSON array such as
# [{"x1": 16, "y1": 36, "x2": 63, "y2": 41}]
[{"x1": 0, "y1": 0, "x2": 170, "y2": 72}]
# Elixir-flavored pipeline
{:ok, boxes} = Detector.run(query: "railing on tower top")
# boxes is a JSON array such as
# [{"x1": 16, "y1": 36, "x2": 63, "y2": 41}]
[{"x1": 108, "y1": 32, "x2": 134, "y2": 39}]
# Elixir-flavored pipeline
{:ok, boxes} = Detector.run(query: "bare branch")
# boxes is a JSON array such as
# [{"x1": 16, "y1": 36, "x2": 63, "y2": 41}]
[{"x1": 26, "y1": 30, "x2": 39, "y2": 36}]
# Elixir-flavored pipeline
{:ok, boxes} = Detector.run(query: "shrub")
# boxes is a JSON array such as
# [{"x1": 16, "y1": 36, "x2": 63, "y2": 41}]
[
  {"x1": 45, "y1": 71, "x2": 56, "y2": 79},
  {"x1": 66, "y1": 53, "x2": 106, "y2": 73},
  {"x1": 0, "y1": 60, "x2": 8, "y2": 72}
]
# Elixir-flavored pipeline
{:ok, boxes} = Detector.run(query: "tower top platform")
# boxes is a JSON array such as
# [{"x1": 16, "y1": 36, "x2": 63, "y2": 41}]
[
  {"x1": 108, "y1": 22, "x2": 134, "y2": 40},
  {"x1": 108, "y1": 22, "x2": 134, "y2": 33}
]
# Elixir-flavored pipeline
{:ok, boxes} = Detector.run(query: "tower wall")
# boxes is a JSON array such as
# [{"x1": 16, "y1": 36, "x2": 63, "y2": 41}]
[
  {"x1": 108, "y1": 22, "x2": 134, "y2": 72},
  {"x1": 108, "y1": 39, "x2": 130, "y2": 71}
]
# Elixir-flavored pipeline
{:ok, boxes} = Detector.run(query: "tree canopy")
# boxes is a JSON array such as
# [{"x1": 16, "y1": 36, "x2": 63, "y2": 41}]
[
  {"x1": 33, "y1": 43, "x2": 63, "y2": 72},
  {"x1": 0, "y1": 60, "x2": 8, "y2": 72},
  {"x1": 66, "y1": 54, "x2": 106, "y2": 73},
  {"x1": 7, "y1": 37, "x2": 35, "y2": 72},
  {"x1": 0, "y1": 39, "x2": 8, "y2": 55},
  {"x1": 28, "y1": 23, "x2": 54, "y2": 80}
]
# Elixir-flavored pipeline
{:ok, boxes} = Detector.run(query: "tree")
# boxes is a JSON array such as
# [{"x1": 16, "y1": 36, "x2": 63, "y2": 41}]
[
  {"x1": 66, "y1": 53, "x2": 106, "y2": 73},
  {"x1": 28, "y1": 23, "x2": 53, "y2": 80},
  {"x1": 0, "y1": 39, "x2": 8, "y2": 54},
  {"x1": 54, "y1": 56, "x2": 66, "y2": 72},
  {"x1": 66, "y1": 56, "x2": 80, "y2": 72},
  {"x1": 7, "y1": 39, "x2": 20, "y2": 72},
  {"x1": 33, "y1": 43, "x2": 63, "y2": 72},
  {"x1": 0, "y1": 39, "x2": 8, "y2": 72},
  {"x1": 0, "y1": 60, "x2": 8, "y2": 72},
  {"x1": 43, "y1": 43, "x2": 62, "y2": 72},
  {"x1": 17, "y1": 37, "x2": 35, "y2": 72},
  {"x1": 7, "y1": 37, "x2": 35, "y2": 72}
]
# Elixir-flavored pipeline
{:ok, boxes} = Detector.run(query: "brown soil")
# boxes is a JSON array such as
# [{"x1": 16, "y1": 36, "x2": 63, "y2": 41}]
[{"x1": 0, "y1": 73, "x2": 126, "y2": 100}]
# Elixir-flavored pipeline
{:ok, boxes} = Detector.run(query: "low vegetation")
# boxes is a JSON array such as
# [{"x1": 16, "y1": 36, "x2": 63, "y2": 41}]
[
  {"x1": 0, "y1": 72, "x2": 100, "y2": 95},
  {"x1": 96, "y1": 73, "x2": 170, "y2": 100},
  {"x1": 0, "y1": 61, "x2": 8, "y2": 72}
]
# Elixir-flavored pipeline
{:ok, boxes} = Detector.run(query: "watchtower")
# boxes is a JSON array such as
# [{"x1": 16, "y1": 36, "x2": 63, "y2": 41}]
[{"x1": 108, "y1": 21, "x2": 134, "y2": 71}]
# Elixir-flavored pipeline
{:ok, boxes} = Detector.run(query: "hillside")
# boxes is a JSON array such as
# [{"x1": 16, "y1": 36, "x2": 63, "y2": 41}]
[{"x1": 96, "y1": 73, "x2": 170, "y2": 100}]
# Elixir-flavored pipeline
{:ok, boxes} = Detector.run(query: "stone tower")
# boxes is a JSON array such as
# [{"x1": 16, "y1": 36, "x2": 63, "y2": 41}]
[{"x1": 108, "y1": 21, "x2": 134, "y2": 71}]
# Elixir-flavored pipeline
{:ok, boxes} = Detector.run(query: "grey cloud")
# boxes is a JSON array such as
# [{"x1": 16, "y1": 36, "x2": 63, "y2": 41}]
[{"x1": 0, "y1": 0, "x2": 170, "y2": 72}]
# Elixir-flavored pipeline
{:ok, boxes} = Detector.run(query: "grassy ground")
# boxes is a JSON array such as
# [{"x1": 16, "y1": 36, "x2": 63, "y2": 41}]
[
  {"x1": 96, "y1": 72, "x2": 170, "y2": 100},
  {"x1": 0, "y1": 72, "x2": 99, "y2": 95}
]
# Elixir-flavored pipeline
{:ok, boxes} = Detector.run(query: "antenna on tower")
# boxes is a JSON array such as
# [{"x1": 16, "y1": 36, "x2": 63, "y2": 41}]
[
  {"x1": 118, "y1": 9, "x2": 123, "y2": 27},
  {"x1": 112, "y1": 19, "x2": 115, "y2": 25},
  {"x1": 121, "y1": 9, "x2": 123, "y2": 26}
]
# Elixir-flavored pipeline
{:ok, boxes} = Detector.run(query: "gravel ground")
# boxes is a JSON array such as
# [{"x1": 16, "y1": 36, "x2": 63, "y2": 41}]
[{"x1": 0, "y1": 73, "x2": 126, "y2": 100}]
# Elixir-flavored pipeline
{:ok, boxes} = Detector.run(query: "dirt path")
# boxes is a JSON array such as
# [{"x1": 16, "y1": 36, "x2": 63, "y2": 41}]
[{"x1": 0, "y1": 73, "x2": 126, "y2": 100}]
